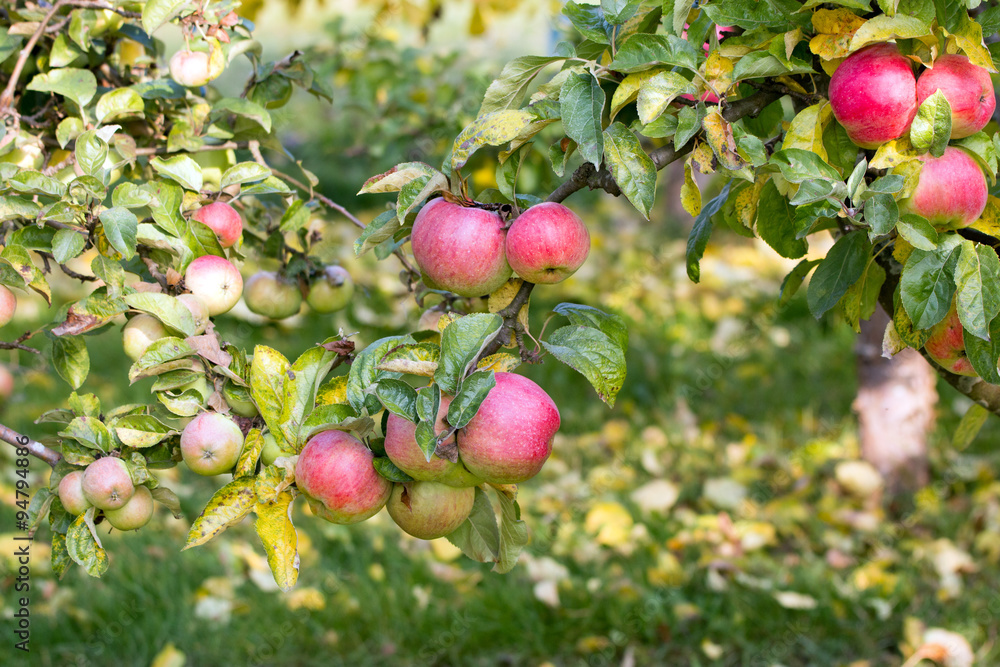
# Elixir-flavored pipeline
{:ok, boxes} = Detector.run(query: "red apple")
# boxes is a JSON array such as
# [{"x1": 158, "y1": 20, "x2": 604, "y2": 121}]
[
  {"x1": 306, "y1": 265, "x2": 354, "y2": 313},
  {"x1": 193, "y1": 201, "x2": 242, "y2": 248},
  {"x1": 386, "y1": 481, "x2": 475, "y2": 540},
  {"x1": 0, "y1": 364, "x2": 14, "y2": 401},
  {"x1": 184, "y1": 255, "x2": 243, "y2": 316},
  {"x1": 82, "y1": 457, "x2": 135, "y2": 510},
  {"x1": 0, "y1": 285, "x2": 15, "y2": 327},
  {"x1": 169, "y1": 50, "x2": 215, "y2": 88},
  {"x1": 900, "y1": 146, "x2": 987, "y2": 230},
  {"x1": 924, "y1": 302, "x2": 977, "y2": 377},
  {"x1": 458, "y1": 373, "x2": 560, "y2": 484},
  {"x1": 180, "y1": 412, "x2": 245, "y2": 475},
  {"x1": 58, "y1": 470, "x2": 91, "y2": 516},
  {"x1": 384, "y1": 394, "x2": 482, "y2": 488},
  {"x1": 122, "y1": 314, "x2": 167, "y2": 361},
  {"x1": 176, "y1": 293, "x2": 210, "y2": 334},
  {"x1": 295, "y1": 430, "x2": 391, "y2": 524},
  {"x1": 505, "y1": 202, "x2": 590, "y2": 284},
  {"x1": 410, "y1": 198, "x2": 512, "y2": 297},
  {"x1": 104, "y1": 485, "x2": 153, "y2": 530},
  {"x1": 916, "y1": 54, "x2": 996, "y2": 139},
  {"x1": 829, "y1": 43, "x2": 918, "y2": 149},
  {"x1": 244, "y1": 271, "x2": 302, "y2": 320}
]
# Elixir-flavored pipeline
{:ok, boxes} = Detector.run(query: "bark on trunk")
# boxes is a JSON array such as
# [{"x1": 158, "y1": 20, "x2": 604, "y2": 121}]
[{"x1": 854, "y1": 305, "x2": 936, "y2": 493}]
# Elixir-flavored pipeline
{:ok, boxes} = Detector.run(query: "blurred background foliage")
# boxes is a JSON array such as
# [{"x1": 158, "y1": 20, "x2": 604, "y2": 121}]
[{"x1": 3, "y1": 1, "x2": 1000, "y2": 665}]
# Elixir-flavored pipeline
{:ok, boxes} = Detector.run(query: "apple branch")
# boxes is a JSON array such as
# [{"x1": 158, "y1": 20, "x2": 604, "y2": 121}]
[{"x1": 0, "y1": 422, "x2": 62, "y2": 467}]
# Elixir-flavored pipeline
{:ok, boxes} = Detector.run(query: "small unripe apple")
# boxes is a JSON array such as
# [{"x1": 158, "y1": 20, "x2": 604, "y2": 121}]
[
  {"x1": 916, "y1": 54, "x2": 996, "y2": 139},
  {"x1": 223, "y1": 381, "x2": 258, "y2": 417},
  {"x1": 169, "y1": 50, "x2": 215, "y2": 88},
  {"x1": 386, "y1": 481, "x2": 475, "y2": 540},
  {"x1": 58, "y1": 470, "x2": 92, "y2": 516},
  {"x1": 306, "y1": 266, "x2": 354, "y2": 313},
  {"x1": 184, "y1": 255, "x2": 243, "y2": 316},
  {"x1": 122, "y1": 314, "x2": 167, "y2": 361},
  {"x1": 505, "y1": 202, "x2": 590, "y2": 284},
  {"x1": 192, "y1": 201, "x2": 242, "y2": 248},
  {"x1": 82, "y1": 457, "x2": 135, "y2": 511},
  {"x1": 244, "y1": 271, "x2": 303, "y2": 320},
  {"x1": 0, "y1": 364, "x2": 14, "y2": 401},
  {"x1": 261, "y1": 432, "x2": 294, "y2": 466},
  {"x1": 900, "y1": 146, "x2": 987, "y2": 230},
  {"x1": 180, "y1": 412, "x2": 245, "y2": 476},
  {"x1": 295, "y1": 430, "x2": 391, "y2": 524},
  {"x1": 384, "y1": 394, "x2": 482, "y2": 487},
  {"x1": 103, "y1": 485, "x2": 153, "y2": 530},
  {"x1": 410, "y1": 198, "x2": 511, "y2": 297},
  {"x1": 0, "y1": 284, "x2": 16, "y2": 327},
  {"x1": 829, "y1": 43, "x2": 918, "y2": 148},
  {"x1": 176, "y1": 293, "x2": 210, "y2": 335},
  {"x1": 458, "y1": 373, "x2": 560, "y2": 484},
  {"x1": 924, "y1": 301, "x2": 977, "y2": 376}
]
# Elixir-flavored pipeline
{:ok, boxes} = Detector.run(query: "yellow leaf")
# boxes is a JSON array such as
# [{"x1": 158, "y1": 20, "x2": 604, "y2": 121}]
[
  {"x1": 451, "y1": 110, "x2": 536, "y2": 170},
  {"x1": 477, "y1": 352, "x2": 521, "y2": 372},
  {"x1": 584, "y1": 501, "x2": 633, "y2": 548},
  {"x1": 869, "y1": 137, "x2": 919, "y2": 170},
  {"x1": 783, "y1": 102, "x2": 832, "y2": 160},
  {"x1": 971, "y1": 196, "x2": 1000, "y2": 238},
  {"x1": 183, "y1": 478, "x2": 257, "y2": 550},
  {"x1": 949, "y1": 19, "x2": 998, "y2": 72},
  {"x1": 235, "y1": 428, "x2": 264, "y2": 479},
  {"x1": 819, "y1": 57, "x2": 843, "y2": 77},
  {"x1": 488, "y1": 277, "x2": 529, "y2": 348},
  {"x1": 809, "y1": 8, "x2": 866, "y2": 60},
  {"x1": 893, "y1": 236, "x2": 914, "y2": 265},
  {"x1": 149, "y1": 643, "x2": 186, "y2": 667},
  {"x1": 776, "y1": 75, "x2": 808, "y2": 95},
  {"x1": 702, "y1": 109, "x2": 745, "y2": 171},
  {"x1": 376, "y1": 342, "x2": 440, "y2": 377},
  {"x1": 254, "y1": 491, "x2": 299, "y2": 592},
  {"x1": 681, "y1": 158, "x2": 702, "y2": 217},
  {"x1": 736, "y1": 178, "x2": 767, "y2": 231},
  {"x1": 692, "y1": 142, "x2": 715, "y2": 174},
  {"x1": 610, "y1": 68, "x2": 667, "y2": 119},
  {"x1": 315, "y1": 375, "x2": 348, "y2": 405},
  {"x1": 850, "y1": 14, "x2": 932, "y2": 52},
  {"x1": 703, "y1": 51, "x2": 734, "y2": 95},
  {"x1": 892, "y1": 158, "x2": 924, "y2": 199}
]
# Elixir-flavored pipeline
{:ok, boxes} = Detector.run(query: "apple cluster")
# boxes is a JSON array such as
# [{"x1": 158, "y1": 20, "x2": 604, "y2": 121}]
[
  {"x1": 829, "y1": 45, "x2": 994, "y2": 230},
  {"x1": 58, "y1": 457, "x2": 154, "y2": 531}
]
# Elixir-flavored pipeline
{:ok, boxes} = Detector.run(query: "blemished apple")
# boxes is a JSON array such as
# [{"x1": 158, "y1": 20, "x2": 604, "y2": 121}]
[
  {"x1": 900, "y1": 146, "x2": 987, "y2": 230},
  {"x1": 306, "y1": 265, "x2": 354, "y2": 313},
  {"x1": 505, "y1": 202, "x2": 590, "y2": 284},
  {"x1": 193, "y1": 201, "x2": 243, "y2": 248},
  {"x1": 0, "y1": 284, "x2": 16, "y2": 327},
  {"x1": 829, "y1": 43, "x2": 918, "y2": 149},
  {"x1": 169, "y1": 50, "x2": 215, "y2": 88},
  {"x1": 58, "y1": 470, "x2": 92, "y2": 516},
  {"x1": 82, "y1": 457, "x2": 135, "y2": 511},
  {"x1": 180, "y1": 412, "x2": 245, "y2": 476},
  {"x1": 295, "y1": 430, "x2": 391, "y2": 524},
  {"x1": 176, "y1": 293, "x2": 210, "y2": 335},
  {"x1": 384, "y1": 394, "x2": 483, "y2": 488},
  {"x1": 103, "y1": 485, "x2": 153, "y2": 530},
  {"x1": 410, "y1": 198, "x2": 512, "y2": 297},
  {"x1": 386, "y1": 481, "x2": 475, "y2": 540},
  {"x1": 0, "y1": 364, "x2": 14, "y2": 401},
  {"x1": 924, "y1": 302, "x2": 977, "y2": 377},
  {"x1": 244, "y1": 271, "x2": 303, "y2": 320},
  {"x1": 122, "y1": 314, "x2": 167, "y2": 361},
  {"x1": 184, "y1": 255, "x2": 243, "y2": 316},
  {"x1": 917, "y1": 54, "x2": 996, "y2": 139},
  {"x1": 458, "y1": 372, "x2": 560, "y2": 484}
]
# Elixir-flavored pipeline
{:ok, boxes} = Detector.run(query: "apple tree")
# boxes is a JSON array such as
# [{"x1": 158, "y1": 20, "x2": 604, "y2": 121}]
[{"x1": 3, "y1": 0, "x2": 1000, "y2": 591}]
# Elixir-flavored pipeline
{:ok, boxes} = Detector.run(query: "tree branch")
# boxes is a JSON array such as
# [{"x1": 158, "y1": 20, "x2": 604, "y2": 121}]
[
  {"x1": 0, "y1": 423, "x2": 62, "y2": 467},
  {"x1": 133, "y1": 140, "x2": 251, "y2": 157},
  {"x1": 0, "y1": 329, "x2": 41, "y2": 354},
  {"x1": 475, "y1": 280, "x2": 535, "y2": 365}
]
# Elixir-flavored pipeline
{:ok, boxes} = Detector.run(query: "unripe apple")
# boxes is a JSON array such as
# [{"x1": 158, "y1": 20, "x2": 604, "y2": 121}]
[
  {"x1": 180, "y1": 412, "x2": 245, "y2": 476},
  {"x1": 244, "y1": 271, "x2": 303, "y2": 320},
  {"x1": 0, "y1": 364, "x2": 13, "y2": 400},
  {"x1": 122, "y1": 314, "x2": 167, "y2": 361},
  {"x1": 58, "y1": 470, "x2": 92, "y2": 516},
  {"x1": 82, "y1": 457, "x2": 135, "y2": 511},
  {"x1": 505, "y1": 202, "x2": 590, "y2": 284},
  {"x1": 169, "y1": 50, "x2": 216, "y2": 88},
  {"x1": 410, "y1": 198, "x2": 512, "y2": 297},
  {"x1": 176, "y1": 293, "x2": 210, "y2": 335},
  {"x1": 916, "y1": 54, "x2": 996, "y2": 139},
  {"x1": 900, "y1": 146, "x2": 987, "y2": 230},
  {"x1": 306, "y1": 266, "x2": 354, "y2": 313},
  {"x1": 458, "y1": 373, "x2": 560, "y2": 484},
  {"x1": 261, "y1": 432, "x2": 294, "y2": 466},
  {"x1": 103, "y1": 485, "x2": 153, "y2": 530},
  {"x1": 386, "y1": 481, "x2": 475, "y2": 540},
  {"x1": 384, "y1": 395, "x2": 482, "y2": 487},
  {"x1": 192, "y1": 201, "x2": 242, "y2": 248},
  {"x1": 223, "y1": 381, "x2": 258, "y2": 417},
  {"x1": 295, "y1": 430, "x2": 391, "y2": 524},
  {"x1": 829, "y1": 43, "x2": 918, "y2": 149},
  {"x1": 184, "y1": 255, "x2": 243, "y2": 316},
  {"x1": 924, "y1": 301, "x2": 977, "y2": 377},
  {"x1": 0, "y1": 284, "x2": 16, "y2": 327}
]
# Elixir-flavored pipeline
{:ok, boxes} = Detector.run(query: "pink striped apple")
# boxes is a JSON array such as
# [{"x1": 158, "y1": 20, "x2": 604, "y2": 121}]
[
  {"x1": 193, "y1": 201, "x2": 243, "y2": 248},
  {"x1": 917, "y1": 55, "x2": 996, "y2": 139},
  {"x1": 384, "y1": 394, "x2": 482, "y2": 488},
  {"x1": 184, "y1": 255, "x2": 243, "y2": 316},
  {"x1": 295, "y1": 430, "x2": 391, "y2": 524},
  {"x1": 505, "y1": 202, "x2": 590, "y2": 284},
  {"x1": 900, "y1": 147, "x2": 987, "y2": 230},
  {"x1": 180, "y1": 412, "x2": 244, "y2": 475},
  {"x1": 924, "y1": 302, "x2": 977, "y2": 377}
]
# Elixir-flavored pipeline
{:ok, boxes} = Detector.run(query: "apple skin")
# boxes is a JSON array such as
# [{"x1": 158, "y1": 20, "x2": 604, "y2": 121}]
[
  {"x1": 58, "y1": 470, "x2": 92, "y2": 516},
  {"x1": 122, "y1": 314, "x2": 167, "y2": 361},
  {"x1": 223, "y1": 381, "x2": 258, "y2": 418},
  {"x1": 917, "y1": 54, "x2": 996, "y2": 139},
  {"x1": 193, "y1": 201, "x2": 242, "y2": 248},
  {"x1": 829, "y1": 43, "x2": 918, "y2": 149},
  {"x1": 505, "y1": 202, "x2": 590, "y2": 284},
  {"x1": 384, "y1": 395, "x2": 483, "y2": 488},
  {"x1": 176, "y1": 293, "x2": 210, "y2": 335},
  {"x1": 82, "y1": 457, "x2": 135, "y2": 511},
  {"x1": 458, "y1": 373, "x2": 560, "y2": 484},
  {"x1": 900, "y1": 147, "x2": 987, "y2": 230},
  {"x1": 184, "y1": 255, "x2": 243, "y2": 316},
  {"x1": 306, "y1": 266, "x2": 354, "y2": 313},
  {"x1": 386, "y1": 481, "x2": 475, "y2": 540},
  {"x1": 0, "y1": 364, "x2": 15, "y2": 401},
  {"x1": 169, "y1": 50, "x2": 215, "y2": 88},
  {"x1": 924, "y1": 302, "x2": 977, "y2": 377},
  {"x1": 104, "y1": 485, "x2": 153, "y2": 531},
  {"x1": 295, "y1": 430, "x2": 391, "y2": 524},
  {"x1": 261, "y1": 432, "x2": 294, "y2": 466},
  {"x1": 0, "y1": 285, "x2": 15, "y2": 327},
  {"x1": 180, "y1": 412, "x2": 245, "y2": 476},
  {"x1": 410, "y1": 198, "x2": 512, "y2": 297},
  {"x1": 244, "y1": 271, "x2": 303, "y2": 320}
]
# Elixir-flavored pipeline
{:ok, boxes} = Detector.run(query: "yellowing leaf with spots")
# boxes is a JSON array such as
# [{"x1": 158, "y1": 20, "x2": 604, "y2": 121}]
[
  {"x1": 950, "y1": 17, "x2": 998, "y2": 73},
  {"x1": 316, "y1": 375, "x2": 348, "y2": 405},
  {"x1": 489, "y1": 278, "x2": 530, "y2": 347},
  {"x1": 783, "y1": 102, "x2": 832, "y2": 160},
  {"x1": 681, "y1": 159, "x2": 702, "y2": 217},
  {"x1": 809, "y1": 8, "x2": 866, "y2": 60},
  {"x1": 235, "y1": 428, "x2": 265, "y2": 479},
  {"x1": 971, "y1": 196, "x2": 1000, "y2": 238},
  {"x1": 703, "y1": 51, "x2": 734, "y2": 94},
  {"x1": 870, "y1": 137, "x2": 919, "y2": 170},
  {"x1": 183, "y1": 478, "x2": 257, "y2": 550},
  {"x1": 254, "y1": 491, "x2": 299, "y2": 592},
  {"x1": 703, "y1": 110, "x2": 745, "y2": 171},
  {"x1": 850, "y1": 14, "x2": 932, "y2": 52},
  {"x1": 736, "y1": 178, "x2": 766, "y2": 231},
  {"x1": 451, "y1": 110, "x2": 535, "y2": 170},
  {"x1": 477, "y1": 352, "x2": 521, "y2": 373},
  {"x1": 610, "y1": 68, "x2": 666, "y2": 119},
  {"x1": 584, "y1": 501, "x2": 633, "y2": 548},
  {"x1": 376, "y1": 342, "x2": 441, "y2": 377},
  {"x1": 637, "y1": 71, "x2": 698, "y2": 125}
]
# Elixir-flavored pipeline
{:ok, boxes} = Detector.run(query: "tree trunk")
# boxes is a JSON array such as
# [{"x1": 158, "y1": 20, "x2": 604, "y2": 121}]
[{"x1": 854, "y1": 305, "x2": 936, "y2": 493}]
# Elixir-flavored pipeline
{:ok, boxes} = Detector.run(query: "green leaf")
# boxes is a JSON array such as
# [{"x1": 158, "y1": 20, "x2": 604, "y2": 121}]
[
  {"x1": 396, "y1": 173, "x2": 449, "y2": 223},
  {"x1": 300, "y1": 404, "x2": 373, "y2": 441},
  {"x1": 562, "y1": 1, "x2": 613, "y2": 43},
  {"x1": 26, "y1": 68, "x2": 97, "y2": 108},
  {"x1": 51, "y1": 229, "x2": 87, "y2": 264},
  {"x1": 354, "y1": 210, "x2": 400, "y2": 257},
  {"x1": 141, "y1": 0, "x2": 188, "y2": 35},
  {"x1": 150, "y1": 155, "x2": 203, "y2": 192},
  {"x1": 779, "y1": 259, "x2": 820, "y2": 306},
  {"x1": 601, "y1": 0, "x2": 641, "y2": 24},
  {"x1": 346, "y1": 335, "x2": 413, "y2": 412},
  {"x1": 373, "y1": 457, "x2": 416, "y2": 483},
  {"x1": 807, "y1": 231, "x2": 872, "y2": 319},
  {"x1": 552, "y1": 303, "x2": 629, "y2": 352},
  {"x1": 446, "y1": 371, "x2": 496, "y2": 429},
  {"x1": 603, "y1": 122, "x2": 656, "y2": 219},
  {"x1": 686, "y1": 182, "x2": 731, "y2": 283},
  {"x1": 375, "y1": 379, "x2": 418, "y2": 423},
  {"x1": 95, "y1": 88, "x2": 145, "y2": 125},
  {"x1": 221, "y1": 162, "x2": 271, "y2": 189},
  {"x1": 756, "y1": 179, "x2": 808, "y2": 259},
  {"x1": 609, "y1": 34, "x2": 698, "y2": 73},
  {"x1": 493, "y1": 487, "x2": 529, "y2": 574},
  {"x1": 451, "y1": 110, "x2": 536, "y2": 171},
  {"x1": 123, "y1": 292, "x2": 197, "y2": 337},
  {"x1": 8, "y1": 171, "x2": 67, "y2": 198},
  {"x1": 769, "y1": 148, "x2": 842, "y2": 184},
  {"x1": 841, "y1": 261, "x2": 885, "y2": 333},
  {"x1": 129, "y1": 337, "x2": 196, "y2": 382},
  {"x1": 964, "y1": 316, "x2": 1000, "y2": 383},
  {"x1": 541, "y1": 325, "x2": 627, "y2": 407},
  {"x1": 954, "y1": 239, "x2": 1000, "y2": 341},
  {"x1": 59, "y1": 416, "x2": 112, "y2": 452},
  {"x1": 98, "y1": 207, "x2": 138, "y2": 260},
  {"x1": 113, "y1": 415, "x2": 175, "y2": 448},
  {"x1": 952, "y1": 403, "x2": 990, "y2": 450},
  {"x1": 864, "y1": 193, "x2": 899, "y2": 237},
  {"x1": 210, "y1": 98, "x2": 272, "y2": 133},
  {"x1": 909, "y1": 89, "x2": 952, "y2": 157},
  {"x1": 446, "y1": 487, "x2": 501, "y2": 564},
  {"x1": 896, "y1": 214, "x2": 939, "y2": 251},
  {"x1": 112, "y1": 182, "x2": 154, "y2": 209},
  {"x1": 49, "y1": 334, "x2": 90, "y2": 389},
  {"x1": 700, "y1": 0, "x2": 803, "y2": 30},
  {"x1": 435, "y1": 314, "x2": 503, "y2": 396},
  {"x1": 900, "y1": 234, "x2": 962, "y2": 330},
  {"x1": 279, "y1": 344, "x2": 343, "y2": 450},
  {"x1": 74, "y1": 131, "x2": 108, "y2": 178},
  {"x1": 480, "y1": 56, "x2": 566, "y2": 115},
  {"x1": 675, "y1": 104, "x2": 706, "y2": 150},
  {"x1": 561, "y1": 72, "x2": 606, "y2": 170}
]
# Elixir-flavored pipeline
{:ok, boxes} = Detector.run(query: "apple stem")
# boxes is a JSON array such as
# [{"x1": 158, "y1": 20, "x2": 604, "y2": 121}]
[{"x1": 0, "y1": 423, "x2": 62, "y2": 467}]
